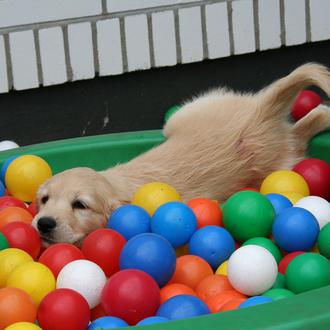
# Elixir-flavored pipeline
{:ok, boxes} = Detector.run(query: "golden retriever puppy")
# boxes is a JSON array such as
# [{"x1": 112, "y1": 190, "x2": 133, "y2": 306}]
[{"x1": 32, "y1": 63, "x2": 330, "y2": 246}]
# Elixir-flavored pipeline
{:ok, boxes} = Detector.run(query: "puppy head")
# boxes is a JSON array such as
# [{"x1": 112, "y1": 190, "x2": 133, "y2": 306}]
[{"x1": 32, "y1": 167, "x2": 122, "y2": 247}]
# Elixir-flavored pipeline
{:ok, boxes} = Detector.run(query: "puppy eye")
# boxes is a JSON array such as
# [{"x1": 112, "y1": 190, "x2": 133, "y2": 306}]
[
  {"x1": 41, "y1": 196, "x2": 49, "y2": 204},
  {"x1": 72, "y1": 200, "x2": 88, "y2": 210}
]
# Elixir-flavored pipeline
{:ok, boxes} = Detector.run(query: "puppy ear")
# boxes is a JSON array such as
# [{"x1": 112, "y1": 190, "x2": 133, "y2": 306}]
[{"x1": 258, "y1": 63, "x2": 330, "y2": 119}]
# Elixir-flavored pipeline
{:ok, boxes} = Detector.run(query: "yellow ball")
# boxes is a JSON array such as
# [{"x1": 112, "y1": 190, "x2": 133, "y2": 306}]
[
  {"x1": 260, "y1": 170, "x2": 309, "y2": 197},
  {"x1": 280, "y1": 192, "x2": 304, "y2": 204},
  {"x1": 0, "y1": 248, "x2": 33, "y2": 288},
  {"x1": 6, "y1": 262, "x2": 55, "y2": 306},
  {"x1": 5, "y1": 155, "x2": 52, "y2": 202},
  {"x1": 216, "y1": 260, "x2": 228, "y2": 276},
  {"x1": 4, "y1": 322, "x2": 42, "y2": 330},
  {"x1": 132, "y1": 182, "x2": 181, "y2": 216}
]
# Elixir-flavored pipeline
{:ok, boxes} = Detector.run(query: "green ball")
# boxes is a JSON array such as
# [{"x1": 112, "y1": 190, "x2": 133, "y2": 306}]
[
  {"x1": 164, "y1": 105, "x2": 181, "y2": 123},
  {"x1": 0, "y1": 233, "x2": 9, "y2": 250},
  {"x1": 243, "y1": 237, "x2": 282, "y2": 263},
  {"x1": 223, "y1": 191, "x2": 275, "y2": 242},
  {"x1": 272, "y1": 272, "x2": 286, "y2": 289},
  {"x1": 286, "y1": 253, "x2": 330, "y2": 294},
  {"x1": 318, "y1": 223, "x2": 330, "y2": 258},
  {"x1": 263, "y1": 288, "x2": 295, "y2": 300}
]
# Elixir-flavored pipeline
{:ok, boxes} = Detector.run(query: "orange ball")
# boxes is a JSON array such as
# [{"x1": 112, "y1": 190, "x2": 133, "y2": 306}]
[
  {"x1": 0, "y1": 207, "x2": 33, "y2": 230},
  {"x1": 160, "y1": 283, "x2": 196, "y2": 304},
  {"x1": 195, "y1": 274, "x2": 233, "y2": 302},
  {"x1": 0, "y1": 287, "x2": 37, "y2": 329},
  {"x1": 187, "y1": 198, "x2": 222, "y2": 228},
  {"x1": 206, "y1": 290, "x2": 246, "y2": 313},
  {"x1": 169, "y1": 255, "x2": 213, "y2": 289},
  {"x1": 218, "y1": 297, "x2": 246, "y2": 312},
  {"x1": 91, "y1": 303, "x2": 107, "y2": 321}
]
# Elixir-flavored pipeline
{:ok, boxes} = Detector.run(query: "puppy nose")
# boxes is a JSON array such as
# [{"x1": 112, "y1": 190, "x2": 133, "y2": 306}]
[{"x1": 37, "y1": 217, "x2": 57, "y2": 234}]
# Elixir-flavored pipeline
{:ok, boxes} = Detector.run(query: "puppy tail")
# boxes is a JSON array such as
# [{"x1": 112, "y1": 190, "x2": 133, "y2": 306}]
[{"x1": 258, "y1": 63, "x2": 330, "y2": 119}]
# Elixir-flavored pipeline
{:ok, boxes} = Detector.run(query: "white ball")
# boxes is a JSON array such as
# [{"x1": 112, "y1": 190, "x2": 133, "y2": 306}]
[
  {"x1": 228, "y1": 245, "x2": 277, "y2": 296},
  {"x1": 57, "y1": 259, "x2": 107, "y2": 308},
  {"x1": 294, "y1": 196, "x2": 330, "y2": 228},
  {"x1": 0, "y1": 140, "x2": 19, "y2": 151}
]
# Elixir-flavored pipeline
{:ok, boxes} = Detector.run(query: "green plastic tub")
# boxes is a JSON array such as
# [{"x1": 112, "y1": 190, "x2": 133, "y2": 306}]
[{"x1": 0, "y1": 129, "x2": 329, "y2": 330}]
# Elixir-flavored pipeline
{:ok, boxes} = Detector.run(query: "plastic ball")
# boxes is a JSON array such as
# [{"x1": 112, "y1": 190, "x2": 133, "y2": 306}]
[
  {"x1": 286, "y1": 253, "x2": 330, "y2": 293},
  {"x1": 189, "y1": 226, "x2": 235, "y2": 269},
  {"x1": 88, "y1": 316, "x2": 128, "y2": 330},
  {"x1": 280, "y1": 192, "x2": 304, "y2": 204},
  {"x1": 293, "y1": 158, "x2": 330, "y2": 200},
  {"x1": 120, "y1": 233, "x2": 176, "y2": 287},
  {"x1": 164, "y1": 105, "x2": 181, "y2": 123},
  {"x1": 0, "y1": 207, "x2": 33, "y2": 230},
  {"x1": 1, "y1": 156, "x2": 19, "y2": 183},
  {"x1": 4, "y1": 322, "x2": 41, "y2": 330},
  {"x1": 170, "y1": 255, "x2": 213, "y2": 289},
  {"x1": 0, "y1": 248, "x2": 33, "y2": 287},
  {"x1": 195, "y1": 274, "x2": 233, "y2": 302},
  {"x1": 0, "y1": 287, "x2": 37, "y2": 329},
  {"x1": 186, "y1": 198, "x2": 223, "y2": 228},
  {"x1": 278, "y1": 251, "x2": 304, "y2": 274},
  {"x1": 156, "y1": 295, "x2": 210, "y2": 320},
  {"x1": 228, "y1": 245, "x2": 278, "y2": 295},
  {"x1": 223, "y1": 191, "x2": 275, "y2": 242},
  {"x1": 1, "y1": 222, "x2": 41, "y2": 259},
  {"x1": 0, "y1": 196, "x2": 27, "y2": 212},
  {"x1": 136, "y1": 316, "x2": 169, "y2": 326},
  {"x1": 318, "y1": 223, "x2": 330, "y2": 258},
  {"x1": 291, "y1": 90, "x2": 322, "y2": 121},
  {"x1": 294, "y1": 196, "x2": 330, "y2": 228},
  {"x1": 215, "y1": 260, "x2": 228, "y2": 276},
  {"x1": 5, "y1": 155, "x2": 52, "y2": 202},
  {"x1": 39, "y1": 243, "x2": 85, "y2": 278},
  {"x1": 272, "y1": 207, "x2": 319, "y2": 252},
  {"x1": 218, "y1": 297, "x2": 247, "y2": 312},
  {"x1": 101, "y1": 269, "x2": 160, "y2": 325},
  {"x1": 151, "y1": 202, "x2": 197, "y2": 248},
  {"x1": 262, "y1": 288, "x2": 295, "y2": 300},
  {"x1": 260, "y1": 170, "x2": 310, "y2": 197},
  {"x1": 57, "y1": 259, "x2": 107, "y2": 309},
  {"x1": 0, "y1": 181, "x2": 5, "y2": 197},
  {"x1": 108, "y1": 205, "x2": 151, "y2": 240},
  {"x1": 205, "y1": 290, "x2": 246, "y2": 313},
  {"x1": 81, "y1": 228, "x2": 126, "y2": 277},
  {"x1": 243, "y1": 237, "x2": 282, "y2": 264},
  {"x1": 272, "y1": 273, "x2": 286, "y2": 289},
  {"x1": 266, "y1": 193, "x2": 293, "y2": 215},
  {"x1": 132, "y1": 182, "x2": 181, "y2": 216},
  {"x1": 239, "y1": 296, "x2": 273, "y2": 309},
  {"x1": 0, "y1": 140, "x2": 19, "y2": 151},
  {"x1": 6, "y1": 261, "x2": 56, "y2": 306},
  {"x1": 0, "y1": 232, "x2": 9, "y2": 250},
  {"x1": 160, "y1": 283, "x2": 196, "y2": 304},
  {"x1": 37, "y1": 288, "x2": 90, "y2": 330}
]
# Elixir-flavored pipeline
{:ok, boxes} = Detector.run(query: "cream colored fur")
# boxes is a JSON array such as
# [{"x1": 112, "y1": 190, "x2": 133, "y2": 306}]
[{"x1": 32, "y1": 63, "x2": 330, "y2": 245}]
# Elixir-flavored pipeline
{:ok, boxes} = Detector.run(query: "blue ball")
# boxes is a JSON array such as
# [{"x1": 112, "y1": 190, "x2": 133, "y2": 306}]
[
  {"x1": 239, "y1": 296, "x2": 273, "y2": 308},
  {"x1": 0, "y1": 155, "x2": 19, "y2": 184},
  {"x1": 88, "y1": 316, "x2": 128, "y2": 330},
  {"x1": 108, "y1": 205, "x2": 151, "y2": 240},
  {"x1": 266, "y1": 194, "x2": 293, "y2": 215},
  {"x1": 272, "y1": 207, "x2": 320, "y2": 252},
  {"x1": 0, "y1": 181, "x2": 5, "y2": 197},
  {"x1": 120, "y1": 233, "x2": 176, "y2": 287},
  {"x1": 136, "y1": 316, "x2": 169, "y2": 326},
  {"x1": 157, "y1": 295, "x2": 210, "y2": 320},
  {"x1": 151, "y1": 201, "x2": 197, "y2": 248},
  {"x1": 189, "y1": 226, "x2": 235, "y2": 270}
]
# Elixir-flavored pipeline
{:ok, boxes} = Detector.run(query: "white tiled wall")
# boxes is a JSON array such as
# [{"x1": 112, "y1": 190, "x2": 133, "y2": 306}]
[{"x1": 0, "y1": 0, "x2": 329, "y2": 93}]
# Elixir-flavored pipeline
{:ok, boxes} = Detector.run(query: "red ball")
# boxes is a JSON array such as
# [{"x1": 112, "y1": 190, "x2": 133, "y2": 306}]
[
  {"x1": 81, "y1": 228, "x2": 126, "y2": 277},
  {"x1": 27, "y1": 201, "x2": 38, "y2": 217},
  {"x1": 1, "y1": 222, "x2": 41, "y2": 259},
  {"x1": 291, "y1": 90, "x2": 322, "y2": 121},
  {"x1": 101, "y1": 269, "x2": 160, "y2": 325},
  {"x1": 278, "y1": 251, "x2": 304, "y2": 274},
  {"x1": 293, "y1": 158, "x2": 330, "y2": 200},
  {"x1": 0, "y1": 196, "x2": 27, "y2": 211},
  {"x1": 39, "y1": 243, "x2": 85, "y2": 277},
  {"x1": 38, "y1": 288, "x2": 90, "y2": 330}
]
